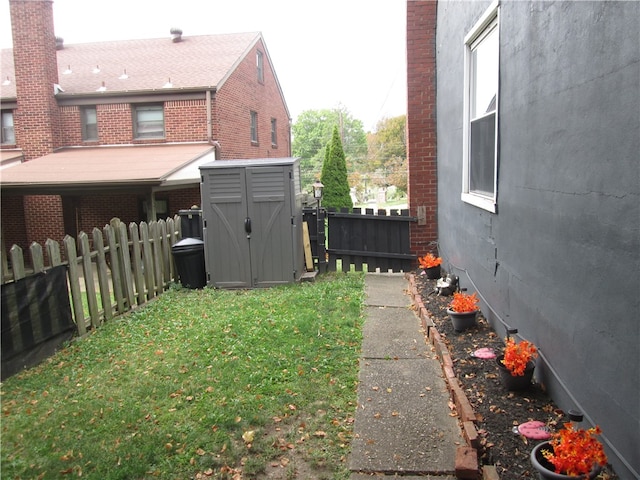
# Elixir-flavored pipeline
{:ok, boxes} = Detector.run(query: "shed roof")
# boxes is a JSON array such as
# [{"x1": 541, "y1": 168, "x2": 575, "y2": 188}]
[
  {"x1": 1, "y1": 32, "x2": 261, "y2": 98},
  {"x1": 0, "y1": 143, "x2": 215, "y2": 194}
]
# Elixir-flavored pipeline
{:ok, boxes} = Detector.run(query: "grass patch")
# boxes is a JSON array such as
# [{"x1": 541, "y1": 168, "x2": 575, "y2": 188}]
[
  {"x1": 81, "y1": 291, "x2": 115, "y2": 318},
  {"x1": 1, "y1": 273, "x2": 365, "y2": 479}
]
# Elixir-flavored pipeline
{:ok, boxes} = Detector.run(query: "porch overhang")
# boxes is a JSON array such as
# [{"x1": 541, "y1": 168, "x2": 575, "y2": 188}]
[{"x1": 0, "y1": 143, "x2": 216, "y2": 195}]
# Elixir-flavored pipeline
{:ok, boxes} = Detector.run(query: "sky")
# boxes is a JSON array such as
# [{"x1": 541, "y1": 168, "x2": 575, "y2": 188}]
[{"x1": 0, "y1": 0, "x2": 407, "y2": 132}]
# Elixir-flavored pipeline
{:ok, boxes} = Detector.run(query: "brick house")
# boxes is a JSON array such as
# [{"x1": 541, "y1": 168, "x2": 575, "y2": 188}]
[
  {"x1": 407, "y1": 1, "x2": 639, "y2": 477},
  {"x1": 0, "y1": 0, "x2": 291, "y2": 253}
]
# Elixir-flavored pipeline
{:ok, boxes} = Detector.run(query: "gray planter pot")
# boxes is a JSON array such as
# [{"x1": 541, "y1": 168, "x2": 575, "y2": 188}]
[
  {"x1": 530, "y1": 441, "x2": 601, "y2": 480},
  {"x1": 446, "y1": 308, "x2": 477, "y2": 332}
]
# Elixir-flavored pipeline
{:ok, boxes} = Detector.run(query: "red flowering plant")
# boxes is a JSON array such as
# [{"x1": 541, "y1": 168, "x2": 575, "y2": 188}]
[
  {"x1": 542, "y1": 422, "x2": 608, "y2": 476},
  {"x1": 448, "y1": 291, "x2": 479, "y2": 313},
  {"x1": 418, "y1": 253, "x2": 442, "y2": 269},
  {"x1": 501, "y1": 337, "x2": 538, "y2": 376}
]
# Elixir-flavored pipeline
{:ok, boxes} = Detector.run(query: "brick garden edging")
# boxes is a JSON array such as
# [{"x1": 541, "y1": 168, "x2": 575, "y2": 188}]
[{"x1": 407, "y1": 273, "x2": 499, "y2": 480}]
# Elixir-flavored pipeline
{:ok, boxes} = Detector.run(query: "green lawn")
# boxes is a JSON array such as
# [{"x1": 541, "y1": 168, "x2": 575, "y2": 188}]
[{"x1": 1, "y1": 273, "x2": 365, "y2": 479}]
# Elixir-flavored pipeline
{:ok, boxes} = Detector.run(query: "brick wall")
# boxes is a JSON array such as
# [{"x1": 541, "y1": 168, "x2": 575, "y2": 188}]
[
  {"x1": 214, "y1": 38, "x2": 291, "y2": 159},
  {"x1": 67, "y1": 189, "x2": 200, "y2": 237},
  {"x1": 57, "y1": 104, "x2": 133, "y2": 146},
  {"x1": 167, "y1": 188, "x2": 202, "y2": 213},
  {"x1": 23, "y1": 195, "x2": 65, "y2": 247},
  {"x1": 74, "y1": 189, "x2": 203, "y2": 229},
  {"x1": 1, "y1": 196, "x2": 27, "y2": 252},
  {"x1": 75, "y1": 194, "x2": 141, "y2": 234},
  {"x1": 406, "y1": 0, "x2": 438, "y2": 256},
  {"x1": 57, "y1": 100, "x2": 210, "y2": 146},
  {"x1": 165, "y1": 99, "x2": 208, "y2": 142},
  {"x1": 59, "y1": 105, "x2": 83, "y2": 145},
  {"x1": 98, "y1": 104, "x2": 133, "y2": 145},
  {"x1": 2, "y1": 188, "x2": 204, "y2": 251}
]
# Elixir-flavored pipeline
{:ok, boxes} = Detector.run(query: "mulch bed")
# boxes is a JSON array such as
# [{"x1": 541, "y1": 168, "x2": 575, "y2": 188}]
[{"x1": 412, "y1": 271, "x2": 619, "y2": 480}]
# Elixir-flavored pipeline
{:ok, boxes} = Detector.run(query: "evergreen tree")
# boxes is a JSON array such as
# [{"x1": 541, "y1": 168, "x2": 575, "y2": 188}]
[
  {"x1": 321, "y1": 125, "x2": 353, "y2": 211},
  {"x1": 292, "y1": 107, "x2": 367, "y2": 192}
]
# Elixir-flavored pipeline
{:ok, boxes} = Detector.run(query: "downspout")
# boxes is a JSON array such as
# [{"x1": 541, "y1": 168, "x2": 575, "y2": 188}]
[
  {"x1": 288, "y1": 117, "x2": 293, "y2": 157},
  {"x1": 206, "y1": 89, "x2": 221, "y2": 160},
  {"x1": 206, "y1": 90, "x2": 212, "y2": 143}
]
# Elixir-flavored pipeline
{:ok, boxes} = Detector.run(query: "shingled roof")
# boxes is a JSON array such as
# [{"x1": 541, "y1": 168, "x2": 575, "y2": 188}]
[{"x1": 0, "y1": 31, "x2": 261, "y2": 99}]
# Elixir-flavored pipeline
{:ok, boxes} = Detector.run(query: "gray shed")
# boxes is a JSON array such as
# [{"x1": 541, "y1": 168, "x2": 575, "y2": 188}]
[{"x1": 199, "y1": 158, "x2": 304, "y2": 288}]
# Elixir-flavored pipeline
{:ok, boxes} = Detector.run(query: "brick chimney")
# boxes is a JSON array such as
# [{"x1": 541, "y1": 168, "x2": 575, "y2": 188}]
[
  {"x1": 9, "y1": 0, "x2": 62, "y2": 160},
  {"x1": 407, "y1": 0, "x2": 438, "y2": 255},
  {"x1": 8, "y1": 0, "x2": 66, "y2": 256}
]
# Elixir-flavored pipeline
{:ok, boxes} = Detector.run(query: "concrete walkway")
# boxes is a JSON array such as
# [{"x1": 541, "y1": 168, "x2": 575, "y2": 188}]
[{"x1": 349, "y1": 273, "x2": 462, "y2": 479}]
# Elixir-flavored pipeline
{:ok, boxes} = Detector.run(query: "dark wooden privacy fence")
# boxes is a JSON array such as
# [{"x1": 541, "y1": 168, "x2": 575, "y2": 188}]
[
  {"x1": 302, "y1": 207, "x2": 327, "y2": 272},
  {"x1": 326, "y1": 208, "x2": 416, "y2": 272}
]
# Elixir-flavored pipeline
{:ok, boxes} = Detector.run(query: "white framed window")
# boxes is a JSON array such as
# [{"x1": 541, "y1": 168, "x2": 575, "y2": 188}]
[
  {"x1": 81, "y1": 106, "x2": 98, "y2": 141},
  {"x1": 134, "y1": 104, "x2": 164, "y2": 139},
  {"x1": 462, "y1": 0, "x2": 499, "y2": 212},
  {"x1": 250, "y1": 110, "x2": 258, "y2": 143},
  {"x1": 256, "y1": 50, "x2": 264, "y2": 83},
  {"x1": 1, "y1": 110, "x2": 15, "y2": 144}
]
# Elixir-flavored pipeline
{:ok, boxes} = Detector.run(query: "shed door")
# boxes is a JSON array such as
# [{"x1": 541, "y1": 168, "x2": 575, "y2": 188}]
[
  {"x1": 247, "y1": 166, "x2": 293, "y2": 287},
  {"x1": 203, "y1": 165, "x2": 293, "y2": 288},
  {"x1": 203, "y1": 169, "x2": 252, "y2": 288}
]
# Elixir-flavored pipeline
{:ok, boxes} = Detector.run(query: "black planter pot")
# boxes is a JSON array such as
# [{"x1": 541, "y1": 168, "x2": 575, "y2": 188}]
[
  {"x1": 424, "y1": 265, "x2": 441, "y2": 279},
  {"x1": 447, "y1": 308, "x2": 477, "y2": 332},
  {"x1": 530, "y1": 441, "x2": 601, "y2": 479},
  {"x1": 496, "y1": 354, "x2": 535, "y2": 390},
  {"x1": 496, "y1": 355, "x2": 535, "y2": 390}
]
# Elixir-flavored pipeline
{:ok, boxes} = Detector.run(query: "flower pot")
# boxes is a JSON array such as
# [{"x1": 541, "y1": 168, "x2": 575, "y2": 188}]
[
  {"x1": 424, "y1": 265, "x2": 441, "y2": 279},
  {"x1": 496, "y1": 354, "x2": 535, "y2": 390},
  {"x1": 530, "y1": 441, "x2": 601, "y2": 479},
  {"x1": 447, "y1": 309, "x2": 477, "y2": 332}
]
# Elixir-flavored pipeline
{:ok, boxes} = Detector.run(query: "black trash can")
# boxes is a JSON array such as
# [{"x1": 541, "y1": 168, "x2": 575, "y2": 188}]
[
  {"x1": 171, "y1": 237, "x2": 206, "y2": 289},
  {"x1": 178, "y1": 208, "x2": 203, "y2": 239}
]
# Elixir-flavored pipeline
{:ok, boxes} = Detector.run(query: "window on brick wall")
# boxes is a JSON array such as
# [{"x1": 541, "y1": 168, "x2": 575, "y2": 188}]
[
  {"x1": 134, "y1": 104, "x2": 165, "y2": 139},
  {"x1": 257, "y1": 50, "x2": 264, "y2": 83},
  {"x1": 141, "y1": 198, "x2": 169, "y2": 221},
  {"x1": 81, "y1": 106, "x2": 98, "y2": 141},
  {"x1": 271, "y1": 118, "x2": 277, "y2": 146},
  {"x1": 250, "y1": 111, "x2": 258, "y2": 144},
  {"x1": 463, "y1": 0, "x2": 499, "y2": 213},
  {"x1": 1, "y1": 110, "x2": 15, "y2": 144}
]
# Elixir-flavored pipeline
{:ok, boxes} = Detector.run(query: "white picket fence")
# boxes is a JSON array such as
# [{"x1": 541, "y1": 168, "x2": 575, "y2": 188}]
[{"x1": 1, "y1": 216, "x2": 183, "y2": 336}]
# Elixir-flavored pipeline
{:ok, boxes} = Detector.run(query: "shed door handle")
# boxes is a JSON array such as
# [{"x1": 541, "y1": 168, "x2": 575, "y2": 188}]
[{"x1": 244, "y1": 217, "x2": 252, "y2": 234}]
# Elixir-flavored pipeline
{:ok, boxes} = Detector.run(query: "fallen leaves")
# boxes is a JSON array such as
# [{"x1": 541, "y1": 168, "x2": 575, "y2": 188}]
[
  {"x1": 414, "y1": 274, "x2": 589, "y2": 479},
  {"x1": 272, "y1": 437, "x2": 294, "y2": 451},
  {"x1": 1, "y1": 277, "x2": 365, "y2": 479},
  {"x1": 276, "y1": 456, "x2": 290, "y2": 467},
  {"x1": 242, "y1": 430, "x2": 255, "y2": 444}
]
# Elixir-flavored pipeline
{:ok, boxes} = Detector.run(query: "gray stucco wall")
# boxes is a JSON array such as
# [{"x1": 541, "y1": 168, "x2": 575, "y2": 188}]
[{"x1": 435, "y1": 1, "x2": 639, "y2": 477}]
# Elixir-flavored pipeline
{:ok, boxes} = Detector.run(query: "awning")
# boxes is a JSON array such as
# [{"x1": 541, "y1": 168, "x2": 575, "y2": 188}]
[{"x1": 0, "y1": 143, "x2": 216, "y2": 195}]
